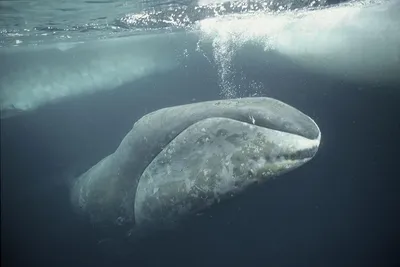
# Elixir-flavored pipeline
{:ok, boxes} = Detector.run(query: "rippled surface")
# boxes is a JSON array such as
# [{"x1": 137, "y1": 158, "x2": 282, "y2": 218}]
[{"x1": 0, "y1": 0, "x2": 329, "y2": 47}]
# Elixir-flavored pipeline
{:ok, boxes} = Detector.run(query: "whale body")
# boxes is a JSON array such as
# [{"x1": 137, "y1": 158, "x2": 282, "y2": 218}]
[{"x1": 70, "y1": 97, "x2": 321, "y2": 238}]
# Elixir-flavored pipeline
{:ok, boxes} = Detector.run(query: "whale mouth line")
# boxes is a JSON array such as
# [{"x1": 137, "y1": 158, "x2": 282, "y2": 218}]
[
  {"x1": 152, "y1": 116, "x2": 320, "y2": 169},
  {"x1": 175, "y1": 115, "x2": 320, "y2": 142},
  {"x1": 267, "y1": 146, "x2": 318, "y2": 163},
  {"x1": 238, "y1": 116, "x2": 321, "y2": 142},
  {"x1": 152, "y1": 115, "x2": 321, "y2": 166}
]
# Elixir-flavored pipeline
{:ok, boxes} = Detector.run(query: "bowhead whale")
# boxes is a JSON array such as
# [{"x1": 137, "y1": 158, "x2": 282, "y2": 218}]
[{"x1": 70, "y1": 97, "x2": 321, "y2": 238}]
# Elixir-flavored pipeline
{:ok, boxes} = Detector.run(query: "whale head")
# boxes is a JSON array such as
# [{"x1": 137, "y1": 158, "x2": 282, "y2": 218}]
[{"x1": 133, "y1": 97, "x2": 321, "y2": 232}]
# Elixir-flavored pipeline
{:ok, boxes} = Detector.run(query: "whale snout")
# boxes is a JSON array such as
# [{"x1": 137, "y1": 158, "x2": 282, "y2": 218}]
[
  {"x1": 246, "y1": 98, "x2": 321, "y2": 177},
  {"x1": 225, "y1": 97, "x2": 321, "y2": 164},
  {"x1": 231, "y1": 97, "x2": 321, "y2": 142}
]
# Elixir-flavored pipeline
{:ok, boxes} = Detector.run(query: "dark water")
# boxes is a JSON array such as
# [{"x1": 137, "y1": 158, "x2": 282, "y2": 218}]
[{"x1": 1, "y1": 52, "x2": 399, "y2": 267}]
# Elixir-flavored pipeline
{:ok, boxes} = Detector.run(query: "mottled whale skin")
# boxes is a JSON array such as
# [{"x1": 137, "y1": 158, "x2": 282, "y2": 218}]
[{"x1": 70, "y1": 97, "x2": 321, "y2": 237}]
